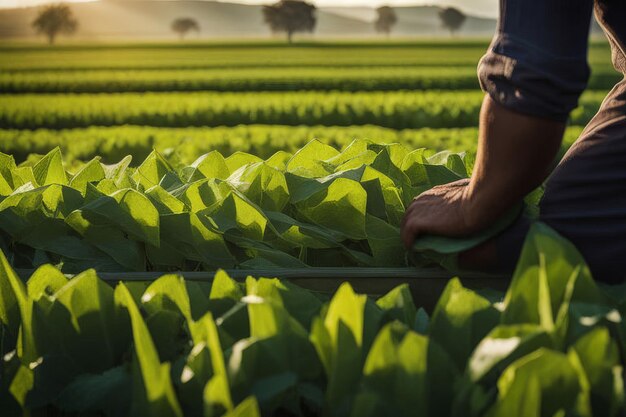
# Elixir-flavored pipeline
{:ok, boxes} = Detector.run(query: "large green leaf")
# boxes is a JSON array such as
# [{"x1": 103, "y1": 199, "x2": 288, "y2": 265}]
[
  {"x1": 352, "y1": 322, "x2": 457, "y2": 417},
  {"x1": 228, "y1": 162, "x2": 289, "y2": 212},
  {"x1": 429, "y1": 278, "x2": 500, "y2": 372},
  {"x1": 132, "y1": 150, "x2": 173, "y2": 190},
  {"x1": 567, "y1": 327, "x2": 622, "y2": 417},
  {"x1": 0, "y1": 250, "x2": 22, "y2": 352},
  {"x1": 501, "y1": 223, "x2": 605, "y2": 340},
  {"x1": 51, "y1": 269, "x2": 130, "y2": 373},
  {"x1": 115, "y1": 283, "x2": 183, "y2": 417},
  {"x1": 310, "y1": 283, "x2": 382, "y2": 414},
  {"x1": 32, "y1": 147, "x2": 68, "y2": 187},
  {"x1": 485, "y1": 349, "x2": 581, "y2": 417},
  {"x1": 69, "y1": 158, "x2": 106, "y2": 195},
  {"x1": 296, "y1": 178, "x2": 367, "y2": 241}
]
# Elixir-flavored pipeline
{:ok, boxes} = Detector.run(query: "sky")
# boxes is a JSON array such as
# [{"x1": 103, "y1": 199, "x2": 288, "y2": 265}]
[{"x1": 0, "y1": 0, "x2": 498, "y2": 18}]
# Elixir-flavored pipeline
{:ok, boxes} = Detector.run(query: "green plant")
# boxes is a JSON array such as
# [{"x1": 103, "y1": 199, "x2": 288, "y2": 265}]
[{"x1": 1, "y1": 222, "x2": 624, "y2": 416}]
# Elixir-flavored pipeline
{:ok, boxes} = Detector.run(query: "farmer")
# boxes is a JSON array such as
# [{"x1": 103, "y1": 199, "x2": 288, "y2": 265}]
[{"x1": 401, "y1": 1, "x2": 626, "y2": 283}]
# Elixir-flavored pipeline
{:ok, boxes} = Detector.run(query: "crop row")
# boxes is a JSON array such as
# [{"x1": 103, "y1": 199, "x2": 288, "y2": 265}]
[
  {"x1": 1, "y1": 66, "x2": 621, "y2": 93},
  {"x1": 0, "y1": 91, "x2": 607, "y2": 130},
  {"x1": 1, "y1": 222, "x2": 624, "y2": 417},
  {"x1": 1, "y1": 125, "x2": 585, "y2": 166},
  {"x1": 0, "y1": 41, "x2": 613, "y2": 71},
  {"x1": 0, "y1": 141, "x2": 475, "y2": 272}
]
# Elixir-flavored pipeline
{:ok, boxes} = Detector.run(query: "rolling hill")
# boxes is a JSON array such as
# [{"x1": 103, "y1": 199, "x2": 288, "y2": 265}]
[{"x1": 0, "y1": 0, "x2": 498, "y2": 40}]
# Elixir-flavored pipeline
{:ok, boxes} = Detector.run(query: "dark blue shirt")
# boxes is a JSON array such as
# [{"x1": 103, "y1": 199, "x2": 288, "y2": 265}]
[{"x1": 478, "y1": 1, "x2": 626, "y2": 122}]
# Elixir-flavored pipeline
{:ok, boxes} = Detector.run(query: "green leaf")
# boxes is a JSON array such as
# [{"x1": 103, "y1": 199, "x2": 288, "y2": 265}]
[
  {"x1": 225, "y1": 152, "x2": 263, "y2": 173},
  {"x1": 102, "y1": 155, "x2": 132, "y2": 186},
  {"x1": 208, "y1": 192, "x2": 268, "y2": 242},
  {"x1": 501, "y1": 223, "x2": 604, "y2": 336},
  {"x1": 468, "y1": 324, "x2": 552, "y2": 384},
  {"x1": 52, "y1": 269, "x2": 130, "y2": 373},
  {"x1": 310, "y1": 283, "x2": 382, "y2": 412},
  {"x1": 68, "y1": 188, "x2": 160, "y2": 247},
  {"x1": 26, "y1": 264, "x2": 68, "y2": 300},
  {"x1": 183, "y1": 151, "x2": 230, "y2": 182},
  {"x1": 69, "y1": 158, "x2": 106, "y2": 194},
  {"x1": 286, "y1": 140, "x2": 339, "y2": 177},
  {"x1": 32, "y1": 147, "x2": 68, "y2": 187},
  {"x1": 485, "y1": 349, "x2": 581, "y2": 417},
  {"x1": 116, "y1": 283, "x2": 183, "y2": 417},
  {"x1": 223, "y1": 396, "x2": 261, "y2": 417},
  {"x1": 142, "y1": 274, "x2": 193, "y2": 320},
  {"x1": 188, "y1": 312, "x2": 234, "y2": 417},
  {"x1": 376, "y1": 284, "x2": 417, "y2": 326},
  {"x1": 296, "y1": 178, "x2": 367, "y2": 241},
  {"x1": 55, "y1": 366, "x2": 132, "y2": 416},
  {"x1": 145, "y1": 185, "x2": 187, "y2": 215},
  {"x1": 352, "y1": 322, "x2": 457, "y2": 417},
  {"x1": 430, "y1": 278, "x2": 500, "y2": 372},
  {"x1": 567, "y1": 327, "x2": 622, "y2": 417},
  {"x1": 132, "y1": 150, "x2": 173, "y2": 190},
  {"x1": 228, "y1": 162, "x2": 289, "y2": 212},
  {"x1": 0, "y1": 250, "x2": 20, "y2": 336},
  {"x1": 365, "y1": 215, "x2": 404, "y2": 266},
  {"x1": 0, "y1": 152, "x2": 16, "y2": 196}
]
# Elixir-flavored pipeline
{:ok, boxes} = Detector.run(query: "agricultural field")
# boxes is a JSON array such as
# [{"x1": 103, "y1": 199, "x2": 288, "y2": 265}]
[
  {"x1": 1, "y1": 40, "x2": 624, "y2": 417},
  {"x1": 0, "y1": 40, "x2": 616, "y2": 164}
]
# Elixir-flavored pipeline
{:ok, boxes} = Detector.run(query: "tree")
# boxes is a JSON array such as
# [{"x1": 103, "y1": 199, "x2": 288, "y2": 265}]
[
  {"x1": 375, "y1": 6, "x2": 397, "y2": 37},
  {"x1": 31, "y1": 3, "x2": 78, "y2": 45},
  {"x1": 262, "y1": 0, "x2": 316, "y2": 44},
  {"x1": 171, "y1": 17, "x2": 200, "y2": 40},
  {"x1": 439, "y1": 7, "x2": 466, "y2": 36}
]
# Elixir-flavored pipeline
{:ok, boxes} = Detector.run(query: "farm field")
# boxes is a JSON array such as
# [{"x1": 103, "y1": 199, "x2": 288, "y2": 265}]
[
  {"x1": 1, "y1": 40, "x2": 624, "y2": 417},
  {"x1": 0, "y1": 125, "x2": 586, "y2": 167}
]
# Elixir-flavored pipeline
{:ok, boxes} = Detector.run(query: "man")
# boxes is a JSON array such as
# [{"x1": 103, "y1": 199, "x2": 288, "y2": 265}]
[{"x1": 401, "y1": 2, "x2": 626, "y2": 283}]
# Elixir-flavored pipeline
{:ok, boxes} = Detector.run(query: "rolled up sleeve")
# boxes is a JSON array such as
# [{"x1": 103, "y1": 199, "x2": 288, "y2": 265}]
[{"x1": 478, "y1": 0, "x2": 594, "y2": 122}]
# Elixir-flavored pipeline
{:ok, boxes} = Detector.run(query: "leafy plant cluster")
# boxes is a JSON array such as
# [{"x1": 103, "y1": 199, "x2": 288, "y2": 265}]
[
  {"x1": 0, "y1": 42, "x2": 611, "y2": 72},
  {"x1": 0, "y1": 91, "x2": 605, "y2": 130},
  {"x1": 1, "y1": 223, "x2": 625, "y2": 417},
  {"x1": 1, "y1": 67, "x2": 620, "y2": 94},
  {"x1": 0, "y1": 140, "x2": 475, "y2": 272},
  {"x1": 0, "y1": 125, "x2": 586, "y2": 168}
]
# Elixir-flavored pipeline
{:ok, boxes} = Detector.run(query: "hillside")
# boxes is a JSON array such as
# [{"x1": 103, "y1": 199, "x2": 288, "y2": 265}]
[
  {"x1": 0, "y1": 0, "x2": 498, "y2": 40},
  {"x1": 325, "y1": 5, "x2": 497, "y2": 36}
]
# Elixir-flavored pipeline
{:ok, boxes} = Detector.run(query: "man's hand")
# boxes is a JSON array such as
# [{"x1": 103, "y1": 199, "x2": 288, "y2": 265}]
[
  {"x1": 400, "y1": 96, "x2": 566, "y2": 252},
  {"x1": 401, "y1": 179, "x2": 486, "y2": 249}
]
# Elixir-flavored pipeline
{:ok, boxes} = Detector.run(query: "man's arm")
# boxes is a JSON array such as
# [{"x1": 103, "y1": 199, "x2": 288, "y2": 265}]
[
  {"x1": 400, "y1": 96, "x2": 564, "y2": 248},
  {"x1": 401, "y1": 0, "x2": 594, "y2": 250},
  {"x1": 466, "y1": 95, "x2": 565, "y2": 227}
]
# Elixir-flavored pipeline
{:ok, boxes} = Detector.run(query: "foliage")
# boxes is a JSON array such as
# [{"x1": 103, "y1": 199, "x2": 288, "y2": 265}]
[
  {"x1": 439, "y1": 7, "x2": 466, "y2": 36},
  {"x1": 0, "y1": 41, "x2": 613, "y2": 72},
  {"x1": 1, "y1": 222, "x2": 625, "y2": 416},
  {"x1": 0, "y1": 90, "x2": 606, "y2": 130},
  {"x1": 375, "y1": 6, "x2": 398, "y2": 36},
  {"x1": 0, "y1": 125, "x2": 585, "y2": 168},
  {"x1": 171, "y1": 18, "x2": 200, "y2": 40},
  {"x1": 31, "y1": 3, "x2": 78, "y2": 45},
  {"x1": 262, "y1": 0, "x2": 316, "y2": 43},
  {"x1": 0, "y1": 141, "x2": 477, "y2": 272},
  {"x1": 0, "y1": 66, "x2": 620, "y2": 94}
]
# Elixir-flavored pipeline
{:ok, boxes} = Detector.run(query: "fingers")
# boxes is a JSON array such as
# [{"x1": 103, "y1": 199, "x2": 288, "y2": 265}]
[{"x1": 401, "y1": 216, "x2": 421, "y2": 249}]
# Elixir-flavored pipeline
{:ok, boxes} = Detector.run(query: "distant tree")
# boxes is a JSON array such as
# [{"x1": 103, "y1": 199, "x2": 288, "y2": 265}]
[
  {"x1": 375, "y1": 6, "x2": 397, "y2": 37},
  {"x1": 439, "y1": 7, "x2": 466, "y2": 36},
  {"x1": 262, "y1": 0, "x2": 316, "y2": 44},
  {"x1": 31, "y1": 3, "x2": 78, "y2": 45},
  {"x1": 171, "y1": 17, "x2": 200, "y2": 40}
]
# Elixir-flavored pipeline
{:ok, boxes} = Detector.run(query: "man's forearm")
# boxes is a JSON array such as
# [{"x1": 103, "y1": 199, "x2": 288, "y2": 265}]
[{"x1": 465, "y1": 95, "x2": 566, "y2": 227}]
